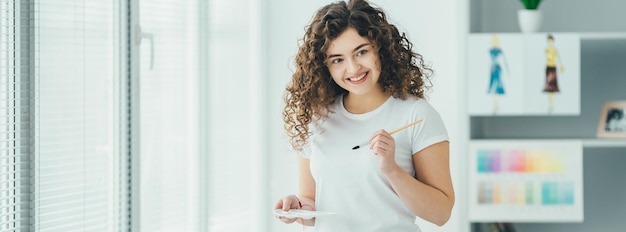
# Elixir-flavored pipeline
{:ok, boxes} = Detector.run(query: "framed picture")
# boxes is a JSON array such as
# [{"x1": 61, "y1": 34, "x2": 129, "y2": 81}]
[{"x1": 597, "y1": 101, "x2": 626, "y2": 138}]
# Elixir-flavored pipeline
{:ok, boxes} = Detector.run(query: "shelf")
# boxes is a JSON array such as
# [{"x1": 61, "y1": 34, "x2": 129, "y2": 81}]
[
  {"x1": 468, "y1": 0, "x2": 626, "y2": 33},
  {"x1": 470, "y1": 138, "x2": 626, "y2": 148},
  {"x1": 583, "y1": 139, "x2": 626, "y2": 148},
  {"x1": 580, "y1": 32, "x2": 626, "y2": 40},
  {"x1": 467, "y1": 32, "x2": 626, "y2": 39}
]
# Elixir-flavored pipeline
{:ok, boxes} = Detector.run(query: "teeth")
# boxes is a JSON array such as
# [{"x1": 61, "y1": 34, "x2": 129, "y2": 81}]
[{"x1": 349, "y1": 73, "x2": 366, "y2": 82}]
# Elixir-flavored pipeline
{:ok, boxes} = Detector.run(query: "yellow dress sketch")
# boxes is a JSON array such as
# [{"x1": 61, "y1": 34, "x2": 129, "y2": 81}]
[{"x1": 543, "y1": 34, "x2": 565, "y2": 112}]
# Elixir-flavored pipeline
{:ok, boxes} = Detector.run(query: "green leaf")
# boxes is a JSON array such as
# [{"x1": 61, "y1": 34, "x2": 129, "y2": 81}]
[{"x1": 520, "y1": 0, "x2": 542, "y2": 10}]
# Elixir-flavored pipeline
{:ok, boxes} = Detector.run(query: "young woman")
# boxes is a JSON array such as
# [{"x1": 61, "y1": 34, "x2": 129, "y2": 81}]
[{"x1": 274, "y1": 0, "x2": 454, "y2": 231}]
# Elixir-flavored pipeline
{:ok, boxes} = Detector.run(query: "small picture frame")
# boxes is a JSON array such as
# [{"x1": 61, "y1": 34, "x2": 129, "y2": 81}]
[{"x1": 597, "y1": 101, "x2": 626, "y2": 138}]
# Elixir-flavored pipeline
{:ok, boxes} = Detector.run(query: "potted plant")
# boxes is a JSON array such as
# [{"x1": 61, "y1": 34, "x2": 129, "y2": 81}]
[{"x1": 518, "y1": 0, "x2": 543, "y2": 33}]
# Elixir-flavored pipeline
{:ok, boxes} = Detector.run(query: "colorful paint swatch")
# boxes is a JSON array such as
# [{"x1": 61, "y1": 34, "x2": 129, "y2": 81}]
[
  {"x1": 477, "y1": 181, "x2": 575, "y2": 206},
  {"x1": 476, "y1": 149, "x2": 565, "y2": 173}
]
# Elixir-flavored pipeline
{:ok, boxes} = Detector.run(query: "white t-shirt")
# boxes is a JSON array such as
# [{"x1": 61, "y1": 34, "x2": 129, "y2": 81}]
[{"x1": 301, "y1": 95, "x2": 449, "y2": 232}]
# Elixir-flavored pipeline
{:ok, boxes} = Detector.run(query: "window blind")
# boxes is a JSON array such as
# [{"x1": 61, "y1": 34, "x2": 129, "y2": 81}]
[
  {"x1": 136, "y1": 0, "x2": 200, "y2": 231},
  {"x1": 1, "y1": 1, "x2": 34, "y2": 230},
  {"x1": 34, "y1": 0, "x2": 122, "y2": 231}
]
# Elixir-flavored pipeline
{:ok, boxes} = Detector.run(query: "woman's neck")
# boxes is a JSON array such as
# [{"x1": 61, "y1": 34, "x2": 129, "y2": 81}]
[{"x1": 343, "y1": 88, "x2": 391, "y2": 114}]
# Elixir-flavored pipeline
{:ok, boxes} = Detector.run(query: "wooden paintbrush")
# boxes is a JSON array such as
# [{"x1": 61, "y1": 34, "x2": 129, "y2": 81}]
[{"x1": 351, "y1": 118, "x2": 424, "y2": 150}]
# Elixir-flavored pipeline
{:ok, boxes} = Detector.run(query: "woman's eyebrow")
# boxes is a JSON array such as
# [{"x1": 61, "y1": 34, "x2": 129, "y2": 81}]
[
  {"x1": 352, "y1": 43, "x2": 370, "y2": 52},
  {"x1": 326, "y1": 43, "x2": 370, "y2": 60}
]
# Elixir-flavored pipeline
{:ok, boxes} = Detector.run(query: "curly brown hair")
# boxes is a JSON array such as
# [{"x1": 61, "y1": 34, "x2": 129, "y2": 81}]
[{"x1": 283, "y1": 0, "x2": 433, "y2": 152}]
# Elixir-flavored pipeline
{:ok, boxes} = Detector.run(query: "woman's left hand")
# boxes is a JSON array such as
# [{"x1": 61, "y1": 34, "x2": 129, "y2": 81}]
[{"x1": 369, "y1": 129, "x2": 398, "y2": 174}]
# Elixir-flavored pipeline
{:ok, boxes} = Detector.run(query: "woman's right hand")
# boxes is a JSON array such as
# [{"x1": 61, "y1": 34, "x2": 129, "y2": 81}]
[{"x1": 274, "y1": 195, "x2": 302, "y2": 224}]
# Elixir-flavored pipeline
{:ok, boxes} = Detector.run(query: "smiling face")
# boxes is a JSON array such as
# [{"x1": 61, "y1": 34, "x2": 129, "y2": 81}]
[{"x1": 325, "y1": 27, "x2": 382, "y2": 97}]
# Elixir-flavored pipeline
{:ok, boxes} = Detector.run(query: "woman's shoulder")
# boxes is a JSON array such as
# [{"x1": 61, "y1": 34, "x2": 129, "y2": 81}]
[
  {"x1": 391, "y1": 96, "x2": 432, "y2": 107},
  {"x1": 390, "y1": 96, "x2": 439, "y2": 116}
]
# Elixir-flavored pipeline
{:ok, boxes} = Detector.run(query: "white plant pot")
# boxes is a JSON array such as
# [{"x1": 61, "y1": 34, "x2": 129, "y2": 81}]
[{"x1": 517, "y1": 9, "x2": 542, "y2": 33}]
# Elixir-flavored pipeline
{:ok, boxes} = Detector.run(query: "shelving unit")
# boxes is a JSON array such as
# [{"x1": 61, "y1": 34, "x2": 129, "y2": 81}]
[{"x1": 466, "y1": 0, "x2": 626, "y2": 231}]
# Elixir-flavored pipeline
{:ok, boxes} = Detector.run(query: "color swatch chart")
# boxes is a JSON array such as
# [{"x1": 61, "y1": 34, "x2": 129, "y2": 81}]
[{"x1": 468, "y1": 140, "x2": 583, "y2": 222}]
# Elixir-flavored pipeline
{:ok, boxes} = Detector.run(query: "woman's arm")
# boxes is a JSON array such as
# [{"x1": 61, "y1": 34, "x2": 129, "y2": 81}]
[
  {"x1": 297, "y1": 156, "x2": 317, "y2": 226},
  {"x1": 370, "y1": 130, "x2": 454, "y2": 226},
  {"x1": 387, "y1": 141, "x2": 454, "y2": 226},
  {"x1": 274, "y1": 156, "x2": 317, "y2": 226}
]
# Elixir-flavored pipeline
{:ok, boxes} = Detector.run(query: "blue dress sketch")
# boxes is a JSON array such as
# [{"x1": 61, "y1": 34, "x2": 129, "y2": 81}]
[
  {"x1": 488, "y1": 47, "x2": 505, "y2": 94},
  {"x1": 487, "y1": 35, "x2": 508, "y2": 113}
]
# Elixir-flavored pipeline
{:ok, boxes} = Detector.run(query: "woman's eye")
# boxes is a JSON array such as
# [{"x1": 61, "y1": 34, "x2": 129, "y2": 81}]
[
  {"x1": 331, "y1": 58, "x2": 343, "y2": 64},
  {"x1": 357, "y1": 50, "x2": 368, "y2": 56}
]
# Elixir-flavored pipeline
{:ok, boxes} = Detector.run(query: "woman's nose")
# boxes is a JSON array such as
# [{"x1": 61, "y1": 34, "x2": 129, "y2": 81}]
[{"x1": 346, "y1": 58, "x2": 361, "y2": 73}]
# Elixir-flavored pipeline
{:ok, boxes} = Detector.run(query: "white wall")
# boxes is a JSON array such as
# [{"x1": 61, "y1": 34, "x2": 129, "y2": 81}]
[
  {"x1": 265, "y1": 2, "x2": 328, "y2": 231},
  {"x1": 264, "y1": 1, "x2": 466, "y2": 231}
]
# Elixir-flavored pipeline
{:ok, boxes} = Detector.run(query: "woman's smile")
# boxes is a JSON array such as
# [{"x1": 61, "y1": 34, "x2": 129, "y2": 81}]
[{"x1": 347, "y1": 71, "x2": 368, "y2": 84}]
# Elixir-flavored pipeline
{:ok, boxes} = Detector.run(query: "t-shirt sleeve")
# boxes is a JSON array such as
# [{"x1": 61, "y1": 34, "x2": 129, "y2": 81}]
[{"x1": 410, "y1": 100, "x2": 449, "y2": 154}]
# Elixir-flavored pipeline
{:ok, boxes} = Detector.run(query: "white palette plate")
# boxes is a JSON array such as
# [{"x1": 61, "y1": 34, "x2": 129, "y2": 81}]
[{"x1": 273, "y1": 209, "x2": 336, "y2": 219}]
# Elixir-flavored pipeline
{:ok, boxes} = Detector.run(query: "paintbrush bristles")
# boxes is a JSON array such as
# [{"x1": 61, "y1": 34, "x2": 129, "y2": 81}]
[{"x1": 351, "y1": 140, "x2": 369, "y2": 150}]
